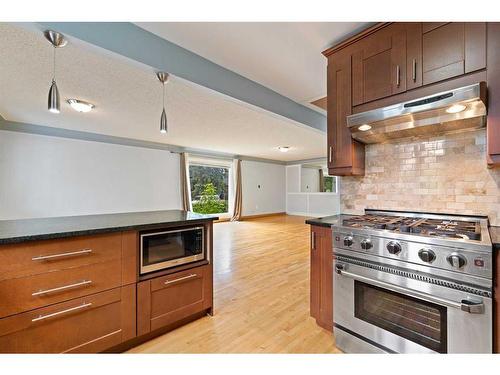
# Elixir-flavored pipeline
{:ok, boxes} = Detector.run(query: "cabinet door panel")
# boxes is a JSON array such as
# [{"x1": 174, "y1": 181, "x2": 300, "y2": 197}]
[
  {"x1": 352, "y1": 24, "x2": 406, "y2": 105},
  {"x1": 423, "y1": 23, "x2": 465, "y2": 84},
  {"x1": 363, "y1": 50, "x2": 393, "y2": 102},
  {"x1": 465, "y1": 23, "x2": 487, "y2": 73},
  {"x1": 406, "y1": 23, "x2": 423, "y2": 89},
  {"x1": 137, "y1": 265, "x2": 211, "y2": 335}
]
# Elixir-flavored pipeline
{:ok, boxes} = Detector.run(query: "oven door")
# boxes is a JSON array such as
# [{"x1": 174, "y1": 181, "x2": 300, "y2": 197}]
[
  {"x1": 334, "y1": 256, "x2": 492, "y2": 353},
  {"x1": 140, "y1": 226, "x2": 205, "y2": 274}
]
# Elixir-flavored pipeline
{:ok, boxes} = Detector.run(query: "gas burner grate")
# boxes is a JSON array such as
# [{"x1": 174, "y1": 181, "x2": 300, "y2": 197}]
[{"x1": 342, "y1": 214, "x2": 482, "y2": 241}]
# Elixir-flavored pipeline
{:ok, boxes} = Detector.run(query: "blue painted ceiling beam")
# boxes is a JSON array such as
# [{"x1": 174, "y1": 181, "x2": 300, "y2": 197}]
[{"x1": 39, "y1": 22, "x2": 326, "y2": 132}]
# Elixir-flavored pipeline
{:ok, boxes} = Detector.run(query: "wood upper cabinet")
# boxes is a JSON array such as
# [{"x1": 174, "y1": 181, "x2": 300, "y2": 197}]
[
  {"x1": 327, "y1": 52, "x2": 365, "y2": 176},
  {"x1": 487, "y1": 22, "x2": 500, "y2": 167},
  {"x1": 352, "y1": 23, "x2": 407, "y2": 106},
  {"x1": 422, "y1": 22, "x2": 486, "y2": 85},
  {"x1": 310, "y1": 225, "x2": 333, "y2": 332}
]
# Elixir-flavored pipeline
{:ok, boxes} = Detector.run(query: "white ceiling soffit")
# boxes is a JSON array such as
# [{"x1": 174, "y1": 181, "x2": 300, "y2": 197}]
[
  {"x1": 135, "y1": 22, "x2": 372, "y2": 112},
  {"x1": 0, "y1": 23, "x2": 326, "y2": 162}
]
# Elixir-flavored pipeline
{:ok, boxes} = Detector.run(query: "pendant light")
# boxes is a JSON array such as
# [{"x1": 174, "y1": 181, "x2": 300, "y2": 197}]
[
  {"x1": 156, "y1": 72, "x2": 169, "y2": 134},
  {"x1": 44, "y1": 30, "x2": 67, "y2": 114}
]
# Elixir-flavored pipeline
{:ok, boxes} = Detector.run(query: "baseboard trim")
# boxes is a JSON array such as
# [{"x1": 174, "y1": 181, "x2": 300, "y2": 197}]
[{"x1": 240, "y1": 212, "x2": 286, "y2": 220}]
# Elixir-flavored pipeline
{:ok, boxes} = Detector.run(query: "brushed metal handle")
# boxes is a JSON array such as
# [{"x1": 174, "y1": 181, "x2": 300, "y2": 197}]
[
  {"x1": 396, "y1": 65, "x2": 401, "y2": 87},
  {"x1": 32, "y1": 280, "x2": 92, "y2": 296},
  {"x1": 412, "y1": 59, "x2": 417, "y2": 82},
  {"x1": 164, "y1": 273, "x2": 197, "y2": 285},
  {"x1": 32, "y1": 248, "x2": 92, "y2": 261},
  {"x1": 328, "y1": 146, "x2": 333, "y2": 163},
  {"x1": 311, "y1": 232, "x2": 316, "y2": 250},
  {"x1": 31, "y1": 302, "x2": 92, "y2": 322}
]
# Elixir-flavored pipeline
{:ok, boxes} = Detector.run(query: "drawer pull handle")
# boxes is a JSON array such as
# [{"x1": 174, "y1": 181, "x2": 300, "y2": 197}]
[
  {"x1": 31, "y1": 302, "x2": 92, "y2": 322},
  {"x1": 32, "y1": 248, "x2": 92, "y2": 261},
  {"x1": 164, "y1": 273, "x2": 198, "y2": 285},
  {"x1": 32, "y1": 280, "x2": 93, "y2": 296}
]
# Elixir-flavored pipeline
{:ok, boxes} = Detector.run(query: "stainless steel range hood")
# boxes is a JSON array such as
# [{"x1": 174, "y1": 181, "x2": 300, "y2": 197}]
[{"x1": 347, "y1": 82, "x2": 487, "y2": 144}]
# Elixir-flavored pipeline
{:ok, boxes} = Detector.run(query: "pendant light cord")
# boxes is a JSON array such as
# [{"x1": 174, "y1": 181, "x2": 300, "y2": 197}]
[
  {"x1": 52, "y1": 46, "x2": 56, "y2": 82},
  {"x1": 162, "y1": 81, "x2": 165, "y2": 109}
]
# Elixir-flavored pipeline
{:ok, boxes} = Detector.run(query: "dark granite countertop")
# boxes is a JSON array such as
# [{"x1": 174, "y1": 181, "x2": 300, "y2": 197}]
[
  {"x1": 490, "y1": 226, "x2": 500, "y2": 251},
  {"x1": 0, "y1": 210, "x2": 218, "y2": 245},
  {"x1": 305, "y1": 215, "x2": 348, "y2": 228}
]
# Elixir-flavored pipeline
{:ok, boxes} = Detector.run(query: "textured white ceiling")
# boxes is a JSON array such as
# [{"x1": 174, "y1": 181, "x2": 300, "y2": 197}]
[
  {"x1": 135, "y1": 22, "x2": 371, "y2": 111},
  {"x1": 0, "y1": 23, "x2": 326, "y2": 161}
]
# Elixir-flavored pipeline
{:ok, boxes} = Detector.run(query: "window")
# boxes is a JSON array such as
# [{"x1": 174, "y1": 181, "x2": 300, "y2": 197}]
[
  {"x1": 188, "y1": 157, "x2": 233, "y2": 216},
  {"x1": 322, "y1": 172, "x2": 337, "y2": 193}
]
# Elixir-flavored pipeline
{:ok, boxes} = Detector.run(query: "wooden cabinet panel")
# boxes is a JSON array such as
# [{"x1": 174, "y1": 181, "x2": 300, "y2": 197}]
[
  {"x1": 406, "y1": 22, "x2": 423, "y2": 90},
  {"x1": 0, "y1": 233, "x2": 122, "y2": 281},
  {"x1": 465, "y1": 23, "x2": 487, "y2": 73},
  {"x1": 327, "y1": 52, "x2": 365, "y2": 176},
  {"x1": 0, "y1": 259, "x2": 121, "y2": 319},
  {"x1": 352, "y1": 23, "x2": 406, "y2": 105},
  {"x1": 0, "y1": 285, "x2": 136, "y2": 353},
  {"x1": 422, "y1": 22, "x2": 486, "y2": 85},
  {"x1": 137, "y1": 265, "x2": 212, "y2": 335},
  {"x1": 309, "y1": 225, "x2": 333, "y2": 332},
  {"x1": 487, "y1": 22, "x2": 500, "y2": 167}
]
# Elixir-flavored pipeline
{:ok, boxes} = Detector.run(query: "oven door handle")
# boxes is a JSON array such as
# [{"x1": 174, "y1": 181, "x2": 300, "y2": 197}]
[{"x1": 336, "y1": 266, "x2": 484, "y2": 314}]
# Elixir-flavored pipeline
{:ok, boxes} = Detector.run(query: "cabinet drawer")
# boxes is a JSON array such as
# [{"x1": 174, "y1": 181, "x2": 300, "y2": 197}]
[
  {"x1": 0, "y1": 233, "x2": 122, "y2": 281},
  {"x1": 137, "y1": 265, "x2": 212, "y2": 335},
  {"x1": 0, "y1": 259, "x2": 122, "y2": 318},
  {"x1": 0, "y1": 285, "x2": 136, "y2": 353}
]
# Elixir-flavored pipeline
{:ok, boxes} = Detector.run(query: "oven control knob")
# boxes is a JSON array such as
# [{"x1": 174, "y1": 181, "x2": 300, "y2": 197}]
[
  {"x1": 418, "y1": 249, "x2": 436, "y2": 263},
  {"x1": 386, "y1": 241, "x2": 402, "y2": 255},
  {"x1": 360, "y1": 239, "x2": 373, "y2": 250},
  {"x1": 343, "y1": 236, "x2": 354, "y2": 247},
  {"x1": 447, "y1": 253, "x2": 467, "y2": 268}
]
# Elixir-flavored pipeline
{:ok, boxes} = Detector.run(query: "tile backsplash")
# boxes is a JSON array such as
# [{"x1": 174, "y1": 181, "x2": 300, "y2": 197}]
[{"x1": 340, "y1": 129, "x2": 500, "y2": 226}]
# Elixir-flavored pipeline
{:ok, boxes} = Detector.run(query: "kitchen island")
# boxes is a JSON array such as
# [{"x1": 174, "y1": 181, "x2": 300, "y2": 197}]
[{"x1": 0, "y1": 210, "x2": 217, "y2": 353}]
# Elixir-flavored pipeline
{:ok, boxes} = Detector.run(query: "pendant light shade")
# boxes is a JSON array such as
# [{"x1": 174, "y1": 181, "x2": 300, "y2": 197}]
[
  {"x1": 156, "y1": 72, "x2": 169, "y2": 134},
  {"x1": 48, "y1": 80, "x2": 60, "y2": 113},
  {"x1": 44, "y1": 30, "x2": 66, "y2": 114},
  {"x1": 160, "y1": 108, "x2": 167, "y2": 133}
]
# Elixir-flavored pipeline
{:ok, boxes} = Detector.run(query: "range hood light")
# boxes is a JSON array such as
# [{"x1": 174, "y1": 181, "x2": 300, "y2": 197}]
[
  {"x1": 358, "y1": 124, "x2": 372, "y2": 131},
  {"x1": 446, "y1": 104, "x2": 467, "y2": 114}
]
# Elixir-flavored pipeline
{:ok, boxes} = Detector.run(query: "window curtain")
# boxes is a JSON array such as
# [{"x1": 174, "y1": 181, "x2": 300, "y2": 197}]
[
  {"x1": 180, "y1": 152, "x2": 191, "y2": 211},
  {"x1": 231, "y1": 159, "x2": 242, "y2": 221},
  {"x1": 319, "y1": 168, "x2": 325, "y2": 192}
]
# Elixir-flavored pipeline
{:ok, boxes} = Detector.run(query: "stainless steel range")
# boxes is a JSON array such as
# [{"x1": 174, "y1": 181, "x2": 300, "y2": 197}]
[{"x1": 332, "y1": 209, "x2": 493, "y2": 354}]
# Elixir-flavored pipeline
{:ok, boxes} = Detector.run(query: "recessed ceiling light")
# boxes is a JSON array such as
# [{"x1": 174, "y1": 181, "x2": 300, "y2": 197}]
[
  {"x1": 67, "y1": 99, "x2": 95, "y2": 113},
  {"x1": 446, "y1": 104, "x2": 467, "y2": 114},
  {"x1": 358, "y1": 124, "x2": 372, "y2": 131},
  {"x1": 278, "y1": 146, "x2": 290, "y2": 152}
]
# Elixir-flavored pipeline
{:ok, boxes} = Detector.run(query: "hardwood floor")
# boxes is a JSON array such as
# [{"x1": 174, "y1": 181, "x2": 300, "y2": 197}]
[{"x1": 128, "y1": 215, "x2": 340, "y2": 353}]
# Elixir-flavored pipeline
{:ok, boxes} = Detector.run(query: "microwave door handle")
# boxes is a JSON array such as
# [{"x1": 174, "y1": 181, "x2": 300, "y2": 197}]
[{"x1": 336, "y1": 266, "x2": 471, "y2": 311}]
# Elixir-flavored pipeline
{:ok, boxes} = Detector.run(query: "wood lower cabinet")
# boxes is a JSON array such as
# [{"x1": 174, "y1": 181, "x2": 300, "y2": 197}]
[
  {"x1": 327, "y1": 51, "x2": 365, "y2": 176},
  {"x1": 310, "y1": 225, "x2": 333, "y2": 332},
  {"x1": 137, "y1": 264, "x2": 212, "y2": 336},
  {"x1": 0, "y1": 285, "x2": 136, "y2": 353}
]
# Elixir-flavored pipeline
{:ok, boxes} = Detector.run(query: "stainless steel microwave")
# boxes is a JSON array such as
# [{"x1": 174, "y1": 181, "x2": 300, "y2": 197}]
[{"x1": 140, "y1": 226, "x2": 205, "y2": 274}]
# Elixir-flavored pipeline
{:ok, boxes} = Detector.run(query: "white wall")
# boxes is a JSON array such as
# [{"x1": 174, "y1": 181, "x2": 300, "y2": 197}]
[
  {"x1": 286, "y1": 164, "x2": 340, "y2": 217},
  {"x1": 300, "y1": 167, "x2": 320, "y2": 192},
  {"x1": 241, "y1": 160, "x2": 286, "y2": 216},
  {"x1": 0, "y1": 130, "x2": 181, "y2": 220}
]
